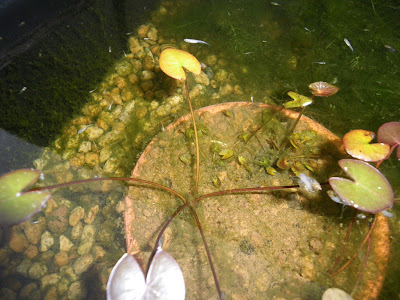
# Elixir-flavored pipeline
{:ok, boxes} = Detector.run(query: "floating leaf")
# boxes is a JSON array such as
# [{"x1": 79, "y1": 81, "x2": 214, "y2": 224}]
[
  {"x1": 219, "y1": 149, "x2": 233, "y2": 160},
  {"x1": 308, "y1": 81, "x2": 339, "y2": 97},
  {"x1": 159, "y1": 48, "x2": 201, "y2": 81},
  {"x1": 343, "y1": 129, "x2": 390, "y2": 162},
  {"x1": 107, "y1": 247, "x2": 185, "y2": 300},
  {"x1": 329, "y1": 159, "x2": 394, "y2": 213},
  {"x1": 284, "y1": 92, "x2": 313, "y2": 108},
  {"x1": 0, "y1": 169, "x2": 51, "y2": 225},
  {"x1": 322, "y1": 288, "x2": 353, "y2": 300},
  {"x1": 377, "y1": 121, "x2": 400, "y2": 160}
]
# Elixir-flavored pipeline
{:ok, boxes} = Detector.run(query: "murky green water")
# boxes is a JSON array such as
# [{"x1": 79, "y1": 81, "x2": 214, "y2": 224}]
[{"x1": 0, "y1": 0, "x2": 399, "y2": 299}]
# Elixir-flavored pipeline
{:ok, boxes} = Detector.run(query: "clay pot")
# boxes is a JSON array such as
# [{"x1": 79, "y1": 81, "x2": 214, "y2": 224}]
[{"x1": 124, "y1": 102, "x2": 389, "y2": 299}]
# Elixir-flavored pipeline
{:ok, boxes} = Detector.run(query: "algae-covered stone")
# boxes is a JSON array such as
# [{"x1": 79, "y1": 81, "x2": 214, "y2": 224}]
[
  {"x1": 28, "y1": 262, "x2": 48, "y2": 279},
  {"x1": 115, "y1": 60, "x2": 132, "y2": 76},
  {"x1": 85, "y1": 126, "x2": 104, "y2": 141},
  {"x1": 219, "y1": 84, "x2": 233, "y2": 97},
  {"x1": 137, "y1": 24, "x2": 149, "y2": 38},
  {"x1": 98, "y1": 130, "x2": 124, "y2": 147},
  {"x1": 215, "y1": 69, "x2": 228, "y2": 82},
  {"x1": 194, "y1": 72, "x2": 210, "y2": 86},
  {"x1": 103, "y1": 157, "x2": 119, "y2": 174},
  {"x1": 69, "y1": 207, "x2": 85, "y2": 227},
  {"x1": 156, "y1": 103, "x2": 171, "y2": 117},
  {"x1": 147, "y1": 27, "x2": 158, "y2": 41},
  {"x1": 73, "y1": 254, "x2": 94, "y2": 275},
  {"x1": 68, "y1": 281, "x2": 86, "y2": 300},
  {"x1": 84, "y1": 152, "x2": 99, "y2": 167},
  {"x1": 60, "y1": 235, "x2": 75, "y2": 252},
  {"x1": 40, "y1": 231, "x2": 54, "y2": 252},
  {"x1": 99, "y1": 146, "x2": 112, "y2": 163},
  {"x1": 78, "y1": 141, "x2": 91, "y2": 153}
]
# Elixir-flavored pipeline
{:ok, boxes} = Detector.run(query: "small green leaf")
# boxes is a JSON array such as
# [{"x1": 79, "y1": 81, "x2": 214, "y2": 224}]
[
  {"x1": 213, "y1": 177, "x2": 221, "y2": 188},
  {"x1": 284, "y1": 92, "x2": 313, "y2": 108},
  {"x1": 219, "y1": 149, "x2": 233, "y2": 160},
  {"x1": 266, "y1": 167, "x2": 277, "y2": 175},
  {"x1": 0, "y1": 169, "x2": 51, "y2": 225},
  {"x1": 238, "y1": 156, "x2": 246, "y2": 165}
]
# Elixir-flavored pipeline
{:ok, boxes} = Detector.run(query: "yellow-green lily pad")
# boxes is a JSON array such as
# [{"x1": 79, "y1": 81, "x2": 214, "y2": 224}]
[
  {"x1": 329, "y1": 159, "x2": 394, "y2": 213},
  {"x1": 159, "y1": 48, "x2": 201, "y2": 81},
  {"x1": 343, "y1": 129, "x2": 390, "y2": 162},
  {"x1": 284, "y1": 92, "x2": 313, "y2": 108},
  {"x1": 0, "y1": 169, "x2": 51, "y2": 225}
]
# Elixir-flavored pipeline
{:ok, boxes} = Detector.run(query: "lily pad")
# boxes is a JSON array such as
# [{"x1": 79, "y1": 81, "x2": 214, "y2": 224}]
[
  {"x1": 343, "y1": 129, "x2": 390, "y2": 162},
  {"x1": 284, "y1": 91, "x2": 313, "y2": 108},
  {"x1": 107, "y1": 247, "x2": 185, "y2": 300},
  {"x1": 329, "y1": 159, "x2": 394, "y2": 213},
  {"x1": 159, "y1": 48, "x2": 201, "y2": 81},
  {"x1": 308, "y1": 81, "x2": 339, "y2": 97},
  {"x1": 0, "y1": 169, "x2": 51, "y2": 225},
  {"x1": 377, "y1": 121, "x2": 400, "y2": 160}
]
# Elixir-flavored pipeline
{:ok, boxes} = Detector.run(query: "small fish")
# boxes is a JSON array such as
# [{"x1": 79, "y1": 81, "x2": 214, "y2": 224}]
[
  {"x1": 250, "y1": 96, "x2": 254, "y2": 103},
  {"x1": 244, "y1": 52, "x2": 254, "y2": 55},
  {"x1": 126, "y1": 32, "x2": 133, "y2": 35},
  {"x1": 384, "y1": 45, "x2": 396, "y2": 52},
  {"x1": 312, "y1": 61, "x2": 326, "y2": 64},
  {"x1": 89, "y1": 88, "x2": 96, "y2": 93},
  {"x1": 344, "y1": 38, "x2": 354, "y2": 52},
  {"x1": 123, "y1": 51, "x2": 127, "y2": 57},
  {"x1": 382, "y1": 210, "x2": 393, "y2": 218},
  {"x1": 78, "y1": 124, "x2": 92, "y2": 134},
  {"x1": 109, "y1": 46, "x2": 112, "y2": 53},
  {"x1": 270, "y1": 2, "x2": 281, "y2": 6},
  {"x1": 18, "y1": 87, "x2": 27, "y2": 94},
  {"x1": 304, "y1": 27, "x2": 312, "y2": 32},
  {"x1": 161, "y1": 123, "x2": 165, "y2": 131},
  {"x1": 184, "y1": 38, "x2": 210, "y2": 46}
]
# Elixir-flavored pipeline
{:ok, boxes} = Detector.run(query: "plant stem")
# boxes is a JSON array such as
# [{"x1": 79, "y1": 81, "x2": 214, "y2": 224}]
[
  {"x1": 277, "y1": 106, "x2": 306, "y2": 155},
  {"x1": 30, "y1": 177, "x2": 186, "y2": 203},
  {"x1": 332, "y1": 215, "x2": 377, "y2": 277},
  {"x1": 195, "y1": 184, "x2": 301, "y2": 203},
  {"x1": 185, "y1": 79, "x2": 201, "y2": 197}
]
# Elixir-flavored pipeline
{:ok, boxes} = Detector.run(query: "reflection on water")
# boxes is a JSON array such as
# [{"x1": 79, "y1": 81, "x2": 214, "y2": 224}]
[{"x1": 0, "y1": 0, "x2": 399, "y2": 299}]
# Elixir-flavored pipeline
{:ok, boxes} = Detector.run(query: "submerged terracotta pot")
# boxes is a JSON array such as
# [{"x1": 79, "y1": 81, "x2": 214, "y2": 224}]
[{"x1": 124, "y1": 102, "x2": 389, "y2": 299}]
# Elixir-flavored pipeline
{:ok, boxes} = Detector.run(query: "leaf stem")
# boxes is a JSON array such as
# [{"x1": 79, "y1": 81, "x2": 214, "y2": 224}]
[{"x1": 185, "y1": 79, "x2": 201, "y2": 197}]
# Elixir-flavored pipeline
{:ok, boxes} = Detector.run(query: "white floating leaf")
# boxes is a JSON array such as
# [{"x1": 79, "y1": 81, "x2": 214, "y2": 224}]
[
  {"x1": 107, "y1": 248, "x2": 185, "y2": 300},
  {"x1": 107, "y1": 253, "x2": 146, "y2": 300},
  {"x1": 145, "y1": 247, "x2": 186, "y2": 300}
]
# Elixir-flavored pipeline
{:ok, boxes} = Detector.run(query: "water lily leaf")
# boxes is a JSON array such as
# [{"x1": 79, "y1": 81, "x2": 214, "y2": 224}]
[
  {"x1": 308, "y1": 81, "x2": 339, "y2": 97},
  {"x1": 0, "y1": 169, "x2": 51, "y2": 226},
  {"x1": 343, "y1": 129, "x2": 390, "y2": 162},
  {"x1": 107, "y1": 248, "x2": 185, "y2": 300},
  {"x1": 329, "y1": 159, "x2": 394, "y2": 213},
  {"x1": 377, "y1": 121, "x2": 400, "y2": 160},
  {"x1": 284, "y1": 92, "x2": 313, "y2": 108},
  {"x1": 159, "y1": 48, "x2": 201, "y2": 81}
]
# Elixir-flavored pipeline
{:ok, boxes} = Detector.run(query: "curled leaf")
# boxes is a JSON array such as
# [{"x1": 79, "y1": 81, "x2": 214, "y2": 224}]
[
  {"x1": 308, "y1": 81, "x2": 339, "y2": 97},
  {"x1": 343, "y1": 129, "x2": 390, "y2": 162},
  {"x1": 219, "y1": 149, "x2": 233, "y2": 160},
  {"x1": 0, "y1": 169, "x2": 51, "y2": 225},
  {"x1": 377, "y1": 121, "x2": 400, "y2": 160},
  {"x1": 159, "y1": 48, "x2": 201, "y2": 81},
  {"x1": 284, "y1": 92, "x2": 313, "y2": 108},
  {"x1": 329, "y1": 159, "x2": 394, "y2": 213}
]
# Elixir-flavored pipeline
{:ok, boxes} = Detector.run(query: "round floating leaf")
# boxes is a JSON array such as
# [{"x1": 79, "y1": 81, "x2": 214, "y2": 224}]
[
  {"x1": 343, "y1": 129, "x2": 390, "y2": 162},
  {"x1": 377, "y1": 121, "x2": 400, "y2": 160},
  {"x1": 0, "y1": 169, "x2": 51, "y2": 225},
  {"x1": 329, "y1": 159, "x2": 394, "y2": 213},
  {"x1": 107, "y1": 248, "x2": 185, "y2": 300},
  {"x1": 159, "y1": 48, "x2": 201, "y2": 81},
  {"x1": 284, "y1": 91, "x2": 313, "y2": 108},
  {"x1": 308, "y1": 81, "x2": 339, "y2": 97}
]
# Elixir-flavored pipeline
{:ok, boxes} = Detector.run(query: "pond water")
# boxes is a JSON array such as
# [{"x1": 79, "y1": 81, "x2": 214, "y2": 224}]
[{"x1": 0, "y1": 0, "x2": 399, "y2": 299}]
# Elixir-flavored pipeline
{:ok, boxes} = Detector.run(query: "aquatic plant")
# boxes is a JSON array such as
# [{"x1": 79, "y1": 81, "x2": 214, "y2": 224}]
[
  {"x1": 0, "y1": 49, "x2": 392, "y2": 299},
  {"x1": 327, "y1": 122, "x2": 399, "y2": 296}
]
